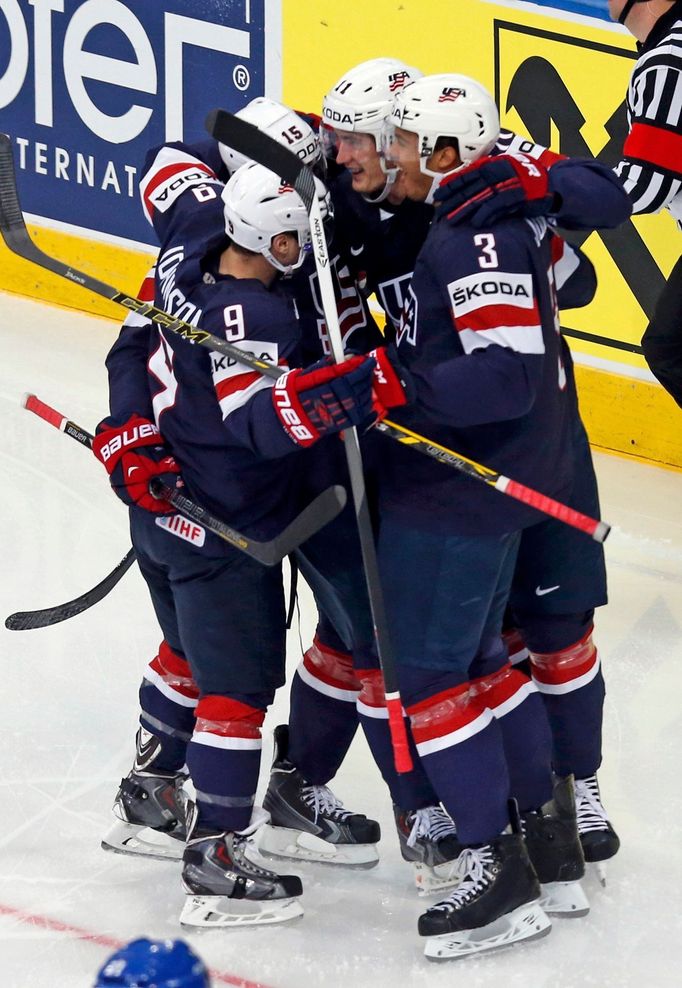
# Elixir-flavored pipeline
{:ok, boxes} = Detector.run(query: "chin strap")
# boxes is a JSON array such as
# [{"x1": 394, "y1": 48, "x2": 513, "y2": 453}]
[
  {"x1": 362, "y1": 181, "x2": 393, "y2": 204},
  {"x1": 618, "y1": 0, "x2": 642, "y2": 26}
]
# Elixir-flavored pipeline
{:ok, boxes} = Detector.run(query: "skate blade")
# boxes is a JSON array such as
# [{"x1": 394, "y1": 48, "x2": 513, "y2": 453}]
[
  {"x1": 180, "y1": 894, "x2": 304, "y2": 929},
  {"x1": 414, "y1": 860, "x2": 464, "y2": 897},
  {"x1": 258, "y1": 824, "x2": 379, "y2": 868},
  {"x1": 591, "y1": 861, "x2": 608, "y2": 887},
  {"x1": 539, "y1": 880, "x2": 590, "y2": 917},
  {"x1": 424, "y1": 901, "x2": 552, "y2": 961},
  {"x1": 101, "y1": 820, "x2": 184, "y2": 861}
]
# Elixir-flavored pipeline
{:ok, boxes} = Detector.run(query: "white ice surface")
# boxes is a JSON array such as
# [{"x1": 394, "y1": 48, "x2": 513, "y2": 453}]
[{"x1": 0, "y1": 291, "x2": 681, "y2": 987}]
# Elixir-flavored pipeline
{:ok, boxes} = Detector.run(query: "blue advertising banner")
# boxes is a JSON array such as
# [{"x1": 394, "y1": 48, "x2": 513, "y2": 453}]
[{"x1": 0, "y1": 0, "x2": 276, "y2": 246}]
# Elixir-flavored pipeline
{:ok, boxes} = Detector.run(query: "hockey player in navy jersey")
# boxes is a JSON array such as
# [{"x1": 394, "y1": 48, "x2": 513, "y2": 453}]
[
  {"x1": 93, "y1": 158, "x2": 381, "y2": 928},
  {"x1": 323, "y1": 57, "x2": 628, "y2": 883},
  {"x1": 365, "y1": 73, "x2": 601, "y2": 958},
  {"x1": 97, "y1": 100, "x2": 451, "y2": 891}
]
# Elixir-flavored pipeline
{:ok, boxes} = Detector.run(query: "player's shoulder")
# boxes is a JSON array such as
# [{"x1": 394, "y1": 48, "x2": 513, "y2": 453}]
[
  {"x1": 424, "y1": 214, "x2": 541, "y2": 281},
  {"x1": 429, "y1": 211, "x2": 535, "y2": 250},
  {"x1": 207, "y1": 277, "x2": 297, "y2": 322},
  {"x1": 141, "y1": 140, "x2": 225, "y2": 229}
]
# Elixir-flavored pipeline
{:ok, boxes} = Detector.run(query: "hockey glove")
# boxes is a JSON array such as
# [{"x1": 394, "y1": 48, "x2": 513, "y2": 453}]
[
  {"x1": 368, "y1": 345, "x2": 414, "y2": 419},
  {"x1": 434, "y1": 153, "x2": 557, "y2": 228},
  {"x1": 92, "y1": 414, "x2": 183, "y2": 514},
  {"x1": 272, "y1": 354, "x2": 376, "y2": 448}
]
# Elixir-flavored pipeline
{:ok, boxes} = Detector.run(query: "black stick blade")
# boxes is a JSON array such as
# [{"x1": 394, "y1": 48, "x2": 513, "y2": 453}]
[
  {"x1": 269, "y1": 484, "x2": 347, "y2": 562},
  {"x1": 5, "y1": 549, "x2": 136, "y2": 631},
  {"x1": 205, "y1": 109, "x2": 305, "y2": 187},
  {"x1": 0, "y1": 132, "x2": 27, "y2": 239}
]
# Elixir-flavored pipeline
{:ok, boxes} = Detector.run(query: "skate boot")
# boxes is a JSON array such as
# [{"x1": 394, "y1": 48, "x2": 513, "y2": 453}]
[
  {"x1": 418, "y1": 829, "x2": 551, "y2": 960},
  {"x1": 394, "y1": 804, "x2": 464, "y2": 895},
  {"x1": 180, "y1": 803, "x2": 303, "y2": 928},
  {"x1": 522, "y1": 776, "x2": 589, "y2": 917},
  {"x1": 101, "y1": 728, "x2": 187, "y2": 860},
  {"x1": 259, "y1": 725, "x2": 380, "y2": 867},
  {"x1": 101, "y1": 770, "x2": 187, "y2": 860},
  {"x1": 574, "y1": 775, "x2": 620, "y2": 885}
]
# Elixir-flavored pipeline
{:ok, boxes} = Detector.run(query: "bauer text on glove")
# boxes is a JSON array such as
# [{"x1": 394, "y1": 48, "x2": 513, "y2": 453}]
[
  {"x1": 273, "y1": 354, "x2": 376, "y2": 448},
  {"x1": 92, "y1": 414, "x2": 183, "y2": 514}
]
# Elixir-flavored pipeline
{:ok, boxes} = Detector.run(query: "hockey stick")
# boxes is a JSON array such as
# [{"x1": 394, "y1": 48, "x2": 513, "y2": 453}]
[
  {"x1": 376, "y1": 420, "x2": 610, "y2": 543},
  {"x1": 5, "y1": 549, "x2": 136, "y2": 631},
  {"x1": 205, "y1": 109, "x2": 414, "y2": 773},
  {"x1": 0, "y1": 133, "x2": 607, "y2": 543},
  {"x1": 21, "y1": 393, "x2": 346, "y2": 565},
  {"x1": 6, "y1": 395, "x2": 346, "y2": 630}
]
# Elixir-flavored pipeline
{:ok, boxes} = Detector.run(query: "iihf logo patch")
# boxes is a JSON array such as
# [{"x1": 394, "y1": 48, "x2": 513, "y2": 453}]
[
  {"x1": 439, "y1": 87, "x2": 466, "y2": 103},
  {"x1": 156, "y1": 515, "x2": 206, "y2": 546}
]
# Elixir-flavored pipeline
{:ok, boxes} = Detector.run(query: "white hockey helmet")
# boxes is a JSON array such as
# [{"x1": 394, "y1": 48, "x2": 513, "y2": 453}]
[
  {"x1": 218, "y1": 97, "x2": 323, "y2": 174},
  {"x1": 322, "y1": 57, "x2": 422, "y2": 200},
  {"x1": 222, "y1": 161, "x2": 330, "y2": 275},
  {"x1": 385, "y1": 74, "x2": 499, "y2": 200},
  {"x1": 322, "y1": 57, "x2": 422, "y2": 148}
]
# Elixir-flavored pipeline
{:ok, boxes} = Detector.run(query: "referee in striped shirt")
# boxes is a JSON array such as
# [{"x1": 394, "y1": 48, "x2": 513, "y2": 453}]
[{"x1": 611, "y1": 2, "x2": 682, "y2": 404}]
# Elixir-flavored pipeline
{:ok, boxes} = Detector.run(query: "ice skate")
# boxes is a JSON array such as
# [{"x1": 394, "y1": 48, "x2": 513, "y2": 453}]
[
  {"x1": 101, "y1": 770, "x2": 187, "y2": 860},
  {"x1": 259, "y1": 725, "x2": 380, "y2": 867},
  {"x1": 180, "y1": 803, "x2": 303, "y2": 928},
  {"x1": 419, "y1": 830, "x2": 551, "y2": 960},
  {"x1": 574, "y1": 775, "x2": 620, "y2": 886},
  {"x1": 522, "y1": 776, "x2": 589, "y2": 917},
  {"x1": 394, "y1": 804, "x2": 464, "y2": 895}
]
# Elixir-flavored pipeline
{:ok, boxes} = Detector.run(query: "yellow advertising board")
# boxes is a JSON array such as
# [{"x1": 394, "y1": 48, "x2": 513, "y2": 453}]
[
  {"x1": 494, "y1": 17, "x2": 679, "y2": 369},
  {"x1": 283, "y1": 0, "x2": 682, "y2": 465}
]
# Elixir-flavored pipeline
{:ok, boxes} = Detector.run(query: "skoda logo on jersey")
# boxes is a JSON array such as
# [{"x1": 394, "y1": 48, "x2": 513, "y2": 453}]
[{"x1": 451, "y1": 279, "x2": 531, "y2": 307}]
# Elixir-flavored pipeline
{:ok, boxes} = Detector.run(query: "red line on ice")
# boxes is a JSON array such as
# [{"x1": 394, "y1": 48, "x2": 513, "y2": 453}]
[{"x1": 0, "y1": 902, "x2": 278, "y2": 988}]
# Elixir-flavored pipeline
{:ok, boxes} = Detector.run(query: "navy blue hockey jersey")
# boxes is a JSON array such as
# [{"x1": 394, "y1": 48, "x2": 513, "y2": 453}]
[
  {"x1": 136, "y1": 160, "x2": 312, "y2": 539},
  {"x1": 380, "y1": 215, "x2": 575, "y2": 535}
]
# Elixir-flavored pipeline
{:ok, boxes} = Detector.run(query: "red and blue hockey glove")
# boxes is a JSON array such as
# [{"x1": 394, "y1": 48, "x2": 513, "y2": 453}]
[
  {"x1": 92, "y1": 414, "x2": 182, "y2": 514},
  {"x1": 272, "y1": 354, "x2": 376, "y2": 447},
  {"x1": 368, "y1": 345, "x2": 414, "y2": 419},
  {"x1": 434, "y1": 153, "x2": 557, "y2": 228}
]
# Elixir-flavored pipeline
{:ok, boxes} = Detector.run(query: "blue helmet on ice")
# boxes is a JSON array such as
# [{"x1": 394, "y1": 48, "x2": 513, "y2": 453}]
[{"x1": 93, "y1": 938, "x2": 210, "y2": 987}]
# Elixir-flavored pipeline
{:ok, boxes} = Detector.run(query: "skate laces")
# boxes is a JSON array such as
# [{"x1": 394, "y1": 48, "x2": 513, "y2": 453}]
[
  {"x1": 228, "y1": 833, "x2": 280, "y2": 879},
  {"x1": 436, "y1": 847, "x2": 495, "y2": 911},
  {"x1": 575, "y1": 776, "x2": 610, "y2": 833},
  {"x1": 407, "y1": 805, "x2": 457, "y2": 849},
  {"x1": 301, "y1": 784, "x2": 352, "y2": 823}
]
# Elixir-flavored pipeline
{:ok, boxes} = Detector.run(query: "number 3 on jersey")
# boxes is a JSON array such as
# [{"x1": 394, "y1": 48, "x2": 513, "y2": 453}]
[{"x1": 474, "y1": 233, "x2": 498, "y2": 269}]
